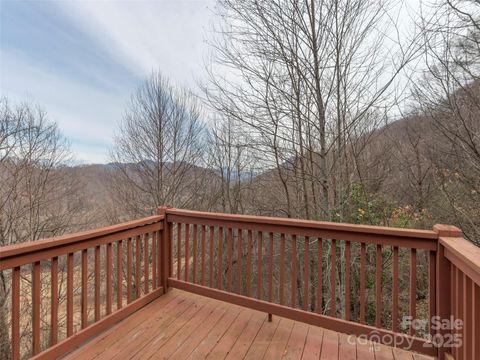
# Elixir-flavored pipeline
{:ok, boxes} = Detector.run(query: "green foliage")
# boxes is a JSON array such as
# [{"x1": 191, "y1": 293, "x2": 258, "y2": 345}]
[
  {"x1": 329, "y1": 183, "x2": 393, "y2": 226},
  {"x1": 328, "y1": 183, "x2": 431, "y2": 228}
]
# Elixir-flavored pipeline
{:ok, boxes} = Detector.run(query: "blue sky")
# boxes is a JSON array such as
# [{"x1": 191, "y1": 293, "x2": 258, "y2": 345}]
[{"x1": 0, "y1": 0, "x2": 215, "y2": 163}]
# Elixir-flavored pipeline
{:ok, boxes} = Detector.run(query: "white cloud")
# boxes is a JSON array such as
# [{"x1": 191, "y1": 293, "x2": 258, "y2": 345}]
[
  {"x1": 1, "y1": 49, "x2": 125, "y2": 163},
  {"x1": 56, "y1": 0, "x2": 215, "y2": 88},
  {"x1": 2, "y1": 1, "x2": 216, "y2": 163}
]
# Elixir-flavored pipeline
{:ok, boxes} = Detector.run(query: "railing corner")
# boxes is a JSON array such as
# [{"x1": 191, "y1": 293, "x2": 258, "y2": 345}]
[
  {"x1": 156, "y1": 205, "x2": 171, "y2": 216},
  {"x1": 433, "y1": 224, "x2": 463, "y2": 238}
]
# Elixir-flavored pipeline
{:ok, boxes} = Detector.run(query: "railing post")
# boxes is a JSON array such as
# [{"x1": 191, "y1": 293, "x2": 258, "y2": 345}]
[
  {"x1": 158, "y1": 206, "x2": 171, "y2": 294},
  {"x1": 434, "y1": 224, "x2": 463, "y2": 360}
]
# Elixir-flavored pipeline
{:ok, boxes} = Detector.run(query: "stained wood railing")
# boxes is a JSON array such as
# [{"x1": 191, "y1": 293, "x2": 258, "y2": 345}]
[
  {"x1": 1, "y1": 207, "x2": 479, "y2": 359},
  {"x1": 0, "y1": 215, "x2": 165, "y2": 360},
  {"x1": 434, "y1": 225, "x2": 480, "y2": 360},
  {"x1": 165, "y1": 208, "x2": 440, "y2": 357}
]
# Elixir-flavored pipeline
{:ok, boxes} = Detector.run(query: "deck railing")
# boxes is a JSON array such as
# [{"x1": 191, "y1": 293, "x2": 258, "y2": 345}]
[
  {"x1": 434, "y1": 225, "x2": 480, "y2": 360},
  {"x1": 165, "y1": 208, "x2": 440, "y2": 357},
  {"x1": 1, "y1": 206, "x2": 479, "y2": 359},
  {"x1": 0, "y1": 215, "x2": 165, "y2": 360}
]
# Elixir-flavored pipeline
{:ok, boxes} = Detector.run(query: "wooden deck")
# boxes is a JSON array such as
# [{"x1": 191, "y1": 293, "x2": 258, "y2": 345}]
[{"x1": 65, "y1": 289, "x2": 433, "y2": 360}]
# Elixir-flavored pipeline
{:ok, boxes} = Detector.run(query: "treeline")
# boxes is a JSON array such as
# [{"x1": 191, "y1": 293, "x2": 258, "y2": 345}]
[
  {"x1": 104, "y1": 0, "x2": 479, "y2": 244},
  {"x1": 1, "y1": 1, "x2": 479, "y2": 246},
  {"x1": 1, "y1": 1, "x2": 479, "y2": 357}
]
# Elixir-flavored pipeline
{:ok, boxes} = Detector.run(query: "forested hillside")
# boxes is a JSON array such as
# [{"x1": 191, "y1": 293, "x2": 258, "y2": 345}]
[
  {"x1": 55, "y1": 101, "x2": 479, "y2": 246},
  {"x1": 1, "y1": 1, "x2": 480, "y2": 357}
]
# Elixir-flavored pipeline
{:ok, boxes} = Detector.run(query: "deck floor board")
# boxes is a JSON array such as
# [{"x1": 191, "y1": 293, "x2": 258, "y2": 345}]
[{"x1": 65, "y1": 289, "x2": 435, "y2": 360}]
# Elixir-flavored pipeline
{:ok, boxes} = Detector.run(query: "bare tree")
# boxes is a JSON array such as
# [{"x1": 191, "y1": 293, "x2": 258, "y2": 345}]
[
  {"x1": 414, "y1": 0, "x2": 480, "y2": 242},
  {"x1": 0, "y1": 97, "x2": 81, "y2": 359},
  {"x1": 203, "y1": 0, "x2": 423, "y2": 222},
  {"x1": 109, "y1": 72, "x2": 210, "y2": 219},
  {"x1": 200, "y1": 0, "x2": 426, "y2": 321},
  {"x1": 207, "y1": 116, "x2": 257, "y2": 214}
]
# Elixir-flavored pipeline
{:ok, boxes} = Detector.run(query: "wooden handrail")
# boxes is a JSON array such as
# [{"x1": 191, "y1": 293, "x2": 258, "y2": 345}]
[
  {"x1": 0, "y1": 216, "x2": 164, "y2": 270},
  {"x1": 0, "y1": 215, "x2": 163, "y2": 260},
  {"x1": 167, "y1": 208, "x2": 438, "y2": 250},
  {"x1": 440, "y1": 236, "x2": 480, "y2": 286},
  {"x1": 166, "y1": 208, "x2": 437, "y2": 239},
  {"x1": 3, "y1": 208, "x2": 480, "y2": 359}
]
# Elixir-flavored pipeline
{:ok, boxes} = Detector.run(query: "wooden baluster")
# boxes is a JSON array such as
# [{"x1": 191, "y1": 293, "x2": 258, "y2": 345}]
[
  {"x1": 237, "y1": 229, "x2": 243, "y2": 294},
  {"x1": 218, "y1": 227, "x2": 223, "y2": 289},
  {"x1": 330, "y1": 239, "x2": 336, "y2": 317},
  {"x1": 291, "y1": 235, "x2": 297, "y2": 308},
  {"x1": 360, "y1": 242, "x2": 366, "y2": 324},
  {"x1": 193, "y1": 224, "x2": 198, "y2": 284},
  {"x1": 67, "y1": 252, "x2": 74, "y2": 337},
  {"x1": 247, "y1": 229, "x2": 253, "y2": 297},
  {"x1": 209, "y1": 226, "x2": 214, "y2": 287},
  {"x1": 201, "y1": 225, "x2": 206, "y2": 286},
  {"x1": 168, "y1": 225, "x2": 173, "y2": 278},
  {"x1": 375, "y1": 244, "x2": 382, "y2": 328},
  {"x1": 304, "y1": 237, "x2": 310, "y2": 311},
  {"x1": 107, "y1": 243, "x2": 113, "y2": 314},
  {"x1": 127, "y1": 238, "x2": 133, "y2": 303},
  {"x1": 429, "y1": 250, "x2": 436, "y2": 337},
  {"x1": 409, "y1": 248, "x2": 417, "y2": 336},
  {"x1": 280, "y1": 233, "x2": 285, "y2": 305},
  {"x1": 227, "y1": 228, "x2": 233, "y2": 292},
  {"x1": 51, "y1": 257, "x2": 58, "y2": 345},
  {"x1": 177, "y1": 223, "x2": 182, "y2": 280},
  {"x1": 117, "y1": 240, "x2": 123, "y2": 309},
  {"x1": 185, "y1": 224, "x2": 190, "y2": 282},
  {"x1": 152, "y1": 232, "x2": 157, "y2": 290},
  {"x1": 135, "y1": 236, "x2": 141, "y2": 298},
  {"x1": 257, "y1": 231, "x2": 263, "y2": 300},
  {"x1": 82, "y1": 249, "x2": 88, "y2": 328},
  {"x1": 268, "y1": 232, "x2": 273, "y2": 302},
  {"x1": 144, "y1": 234, "x2": 149, "y2": 294},
  {"x1": 316, "y1": 238, "x2": 322, "y2": 313},
  {"x1": 95, "y1": 245, "x2": 101, "y2": 321},
  {"x1": 12, "y1": 266, "x2": 20, "y2": 360},
  {"x1": 157, "y1": 231, "x2": 162, "y2": 289},
  {"x1": 473, "y1": 283, "x2": 480, "y2": 360},
  {"x1": 345, "y1": 241, "x2": 351, "y2": 321},
  {"x1": 32, "y1": 261, "x2": 41, "y2": 355},
  {"x1": 157, "y1": 210, "x2": 168, "y2": 292},
  {"x1": 457, "y1": 269, "x2": 463, "y2": 359},
  {"x1": 452, "y1": 265, "x2": 458, "y2": 360},
  {"x1": 392, "y1": 246, "x2": 399, "y2": 332},
  {"x1": 465, "y1": 275, "x2": 472, "y2": 360}
]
